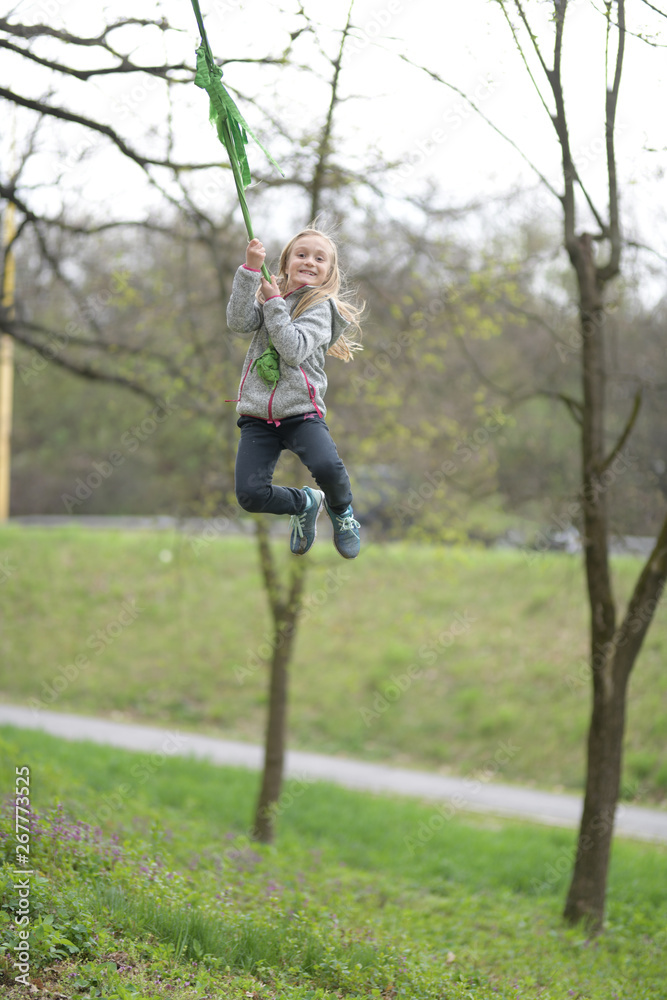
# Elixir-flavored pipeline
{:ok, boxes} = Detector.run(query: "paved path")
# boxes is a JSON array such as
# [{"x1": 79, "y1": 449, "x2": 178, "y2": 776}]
[{"x1": 1, "y1": 705, "x2": 665, "y2": 844}]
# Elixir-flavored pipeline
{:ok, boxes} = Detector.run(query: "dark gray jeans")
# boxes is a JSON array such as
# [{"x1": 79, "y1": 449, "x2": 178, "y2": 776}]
[{"x1": 235, "y1": 413, "x2": 353, "y2": 516}]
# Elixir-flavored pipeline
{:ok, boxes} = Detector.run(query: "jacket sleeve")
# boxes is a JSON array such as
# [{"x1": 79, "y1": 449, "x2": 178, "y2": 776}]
[
  {"x1": 262, "y1": 297, "x2": 332, "y2": 366},
  {"x1": 226, "y1": 265, "x2": 263, "y2": 335}
]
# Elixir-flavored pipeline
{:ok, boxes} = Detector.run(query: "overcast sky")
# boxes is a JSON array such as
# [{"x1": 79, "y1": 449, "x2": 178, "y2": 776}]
[{"x1": 2, "y1": 0, "x2": 666, "y2": 255}]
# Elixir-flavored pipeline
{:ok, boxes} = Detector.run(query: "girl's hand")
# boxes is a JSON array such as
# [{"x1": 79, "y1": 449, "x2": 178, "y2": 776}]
[
  {"x1": 260, "y1": 274, "x2": 281, "y2": 301},
  {"x1": 246, "y1": 238, "x2": 266, "y2": 271}
]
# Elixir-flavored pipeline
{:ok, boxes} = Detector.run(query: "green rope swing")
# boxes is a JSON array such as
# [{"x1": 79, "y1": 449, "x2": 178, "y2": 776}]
[{"x1": 190, "y1": 0, "x2": 282, "y2": 388}]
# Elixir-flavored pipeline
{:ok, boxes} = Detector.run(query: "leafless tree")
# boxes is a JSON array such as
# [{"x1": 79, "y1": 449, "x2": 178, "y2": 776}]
[{"x1": 427, "y1": 0, "x2": 667, "y2": 931}]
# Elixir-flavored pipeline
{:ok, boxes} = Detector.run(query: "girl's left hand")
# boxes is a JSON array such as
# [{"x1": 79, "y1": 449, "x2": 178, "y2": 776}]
[{"x1": 260, "y1": 274, "x2": 281, "y2": 301}]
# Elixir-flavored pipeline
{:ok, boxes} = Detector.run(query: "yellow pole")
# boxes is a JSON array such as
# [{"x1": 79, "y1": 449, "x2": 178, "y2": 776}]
[{"x1": 0, "y1": 201, "x2": 16, "y2": 522}]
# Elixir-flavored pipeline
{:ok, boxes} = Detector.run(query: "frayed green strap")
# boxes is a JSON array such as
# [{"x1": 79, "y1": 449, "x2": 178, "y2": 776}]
[
  {"x1": 193, "y1": 45, "x2": 281, "y2": 191},
  {"x1": 252, "y1": 344, "x2": 281, "y2": 389},
  {"x1": 189, "y1": 0, "x2": 282, "y2": 283}
]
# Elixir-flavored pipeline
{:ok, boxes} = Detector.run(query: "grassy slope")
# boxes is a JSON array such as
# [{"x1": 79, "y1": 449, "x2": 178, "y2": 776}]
[
  {"x1": 1, "y1": 727, "x2": 666, "y2": 1000},
  {"x1": 1, "y1": 525, "x2": 666, "y2": 802}
]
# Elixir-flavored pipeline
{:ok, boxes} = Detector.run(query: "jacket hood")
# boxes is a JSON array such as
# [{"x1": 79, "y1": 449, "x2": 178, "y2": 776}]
[
  {"x1": 284, "y1": 284, "x2": 350, "y2": 349},
  {"x1": 328, "y1": 298, "x2": 350, "y2": 348}
]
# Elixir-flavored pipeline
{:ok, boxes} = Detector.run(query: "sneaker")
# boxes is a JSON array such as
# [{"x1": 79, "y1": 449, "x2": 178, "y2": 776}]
[
  {"x1": 289, "y1": 486, "x2": 324, "y2": 555},
  {"x1": 324, "y1": 500, "x2": 361, "y2": 559}
]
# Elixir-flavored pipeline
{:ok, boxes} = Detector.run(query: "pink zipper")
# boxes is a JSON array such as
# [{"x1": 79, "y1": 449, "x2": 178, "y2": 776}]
[
  {"x1": 225, "y1": 360, "x2": 252, "y2": 403},
  {"x1": 267, "y1": 385, "x2": 280, "y2": 426},
  {"x1": 300, "y1": 367, "x2": 323, "y2": 418}
]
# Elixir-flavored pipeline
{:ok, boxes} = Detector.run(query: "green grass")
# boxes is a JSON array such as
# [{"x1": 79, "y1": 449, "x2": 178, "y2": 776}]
[
  {"x1": 1, "y1": 727, "x2": 666, "y2": 999},
  {"x1": 1, "y1": 524, "x2": 667, "y2": 803}
]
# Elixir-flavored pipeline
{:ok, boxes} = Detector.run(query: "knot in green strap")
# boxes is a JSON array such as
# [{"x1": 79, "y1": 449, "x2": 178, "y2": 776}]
[{"x1": 192, "y1": 35, "x2": 281, "y2": 191}]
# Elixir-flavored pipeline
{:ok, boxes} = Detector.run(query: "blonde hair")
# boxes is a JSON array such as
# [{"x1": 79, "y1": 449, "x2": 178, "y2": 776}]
[{"x1": 275, "y1": 228, "x2": 363, "y2": 362}]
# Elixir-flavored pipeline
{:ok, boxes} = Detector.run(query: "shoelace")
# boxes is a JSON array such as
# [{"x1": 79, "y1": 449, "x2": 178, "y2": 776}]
[
  {"x1": 289, "y1": 510, "x2": 307, "y2": 539},
  {"x1": 334, "y1": 513, "x2": 360, "y2": 533}
]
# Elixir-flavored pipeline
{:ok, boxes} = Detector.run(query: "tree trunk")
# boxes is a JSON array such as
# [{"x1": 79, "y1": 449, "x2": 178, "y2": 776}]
[
  {"x1": 490, "y1": 0, "x2": 665, "y2": 933},
  {"x1": 562, "y1": 233, "x2": 618, "y2": 932},
  {"x1": 573, "y1": 234, "x2": 616, "y2": 651},
  {"x1": 252, "y1": 637, "x2": 292, "y2": 844},
  {"x1": 564, "y1": 513, "x2": 667, "y2": 930},
  {"x1": 562, "y1": 231, "x2": 667, "y2": 931},
  {"x1": 251, "y1": 519, "x2": 307, "y2": 844},
  {"x1": 563, "y1": 662, "x2": 628, "y2": 930}
]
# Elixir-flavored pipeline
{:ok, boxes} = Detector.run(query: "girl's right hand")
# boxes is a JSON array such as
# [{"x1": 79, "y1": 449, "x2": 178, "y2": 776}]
[{"x1": 246, "y1": 238, "x2": 266, "y2": 271}]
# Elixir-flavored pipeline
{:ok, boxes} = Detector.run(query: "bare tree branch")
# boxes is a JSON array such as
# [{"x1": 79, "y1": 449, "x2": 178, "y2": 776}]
[
  {"x1": 0, "y1": 87, "x2": 233, "y2": 173},
  {"x1": 0, "y1": 38, "x2": 191, "y2": 82},
  {"x1": 613, "y1": 511, "x2": 667, "y2": 675},
  {"x1": 598, "y1": 0, "x2": 625, "y2": 282},
  {"x1": 310, "y1": 0, "x2": 357, "y2": 218},
  {"x1": 0, "y1": 182, "x2": 183, "y2": 238},
  {"x1": 1, "y1": 317, "x2": 169, "y2": 407},
  {"x1": 452, "y1": 332, "x2": 519, "y2": 400},
  {"x1": 12, "y1": 313, "x2": 198, "y2": 382},
  {"x1": 549, "y1": 1, "x2": 577, "y2": 249},
  {"x1": 625, "y1": 239, "x2": 667, "y2": 264},
  {"x1": 638, "y1": 0, "x2": 667, "y2": 19},
  {"x1": 495, "y1": 1, "x2": 607, "y2": 235},
  {"x1": 600, "y1": 386, "x2": 641, "y2": 473},
  {"x1": 512, "y1": 388, "x2": 583, "y2": 424},
  {"x1": 396, "y1": 50, "x2": 562, "y2": 202},
  {"x1": 0, "y1": 16, "x2": 175, "y2": 46},
  {"x1": 503, "y1": 0, "x2": 553, "y2": 112}
]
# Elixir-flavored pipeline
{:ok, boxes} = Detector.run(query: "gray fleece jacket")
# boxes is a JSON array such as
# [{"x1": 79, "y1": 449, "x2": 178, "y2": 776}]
[{"x1": 226, "y1": 265, "x2": 349, "y2": 422}]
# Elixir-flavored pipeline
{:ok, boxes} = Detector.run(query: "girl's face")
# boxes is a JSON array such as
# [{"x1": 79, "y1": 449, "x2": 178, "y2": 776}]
[{"x1": 284, "y1": 235, "x2": 332, "y2": 292}]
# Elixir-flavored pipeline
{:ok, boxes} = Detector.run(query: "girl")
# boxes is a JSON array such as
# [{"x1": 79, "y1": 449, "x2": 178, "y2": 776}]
[{"x1": 226, "y1": 227, "x2": 363, "y2": 558}]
